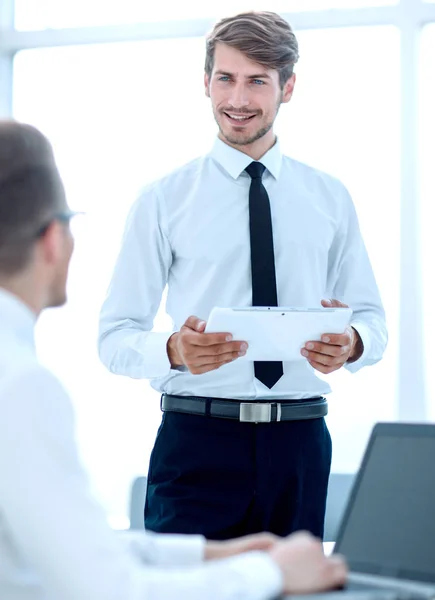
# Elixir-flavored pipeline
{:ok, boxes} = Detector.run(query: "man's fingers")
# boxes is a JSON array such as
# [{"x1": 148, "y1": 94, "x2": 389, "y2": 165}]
[
  {"x1": 304, "y1": 328, "x2": 352, "y2": 354},
  {"x1": 308, "y1": 359, "x2": 337, "y2": 374},
  {"x1": 195, "y1": 332, "x2": 236, "y2": 346},
  {"x1": 191, "y1": 349, "x2": 245, "y2": 367},
  {"x1": 184, "y1": 315, "x2": 207, "y2": 332},
  {"x1": 195, "y1": 342, "x2": 248, "y2": 358},
  {"x1": 181, "y1": 326, "x2": 231, "y2": 346},
  {"x1": 319, "y1": 332, "x2": 351, "y2": 346},
  {"x1": 180, "y1": 315, "x2": 248, "y2": 375},
  {"x1": 321, "y1": 298, "x2": 349, "y2": 309},
  {"x1": 302, "y1": 341, "x2": 349, "y2": 358},
  {"x1": 196, "y1": 320, "x2": 206, "y2": 333},
  {"x1": 182, "y1": 315, "x2": 249, "y2": 346},
  {"x1": 305, "y1": 351, "x2": 344, "y2": 367},
  {"x1": 183, "y1": 329, "x2": 243, "y2": 348},
  {"x1": 184, "y1": 328, "x2": 249, "y2": 349},
  {"x1": 327, "y1": 555, "x2": 348, "y2": 587},
  {"x1": 184, "y1": 340, "x2": 248, "y2": 373}
]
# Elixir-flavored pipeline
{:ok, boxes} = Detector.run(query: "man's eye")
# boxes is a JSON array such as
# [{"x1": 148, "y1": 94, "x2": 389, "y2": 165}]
[
  {"x1": 252, "y1": 79, "x2": 265, "y2": 85},
  {"x1": 218, "y1": 76, "x2": 230, "y2": 82}
]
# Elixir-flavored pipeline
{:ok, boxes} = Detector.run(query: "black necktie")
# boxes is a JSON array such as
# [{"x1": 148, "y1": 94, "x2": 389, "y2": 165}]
[{"x1": 245, "y1": 161, "x2": 284, "y2": 389}]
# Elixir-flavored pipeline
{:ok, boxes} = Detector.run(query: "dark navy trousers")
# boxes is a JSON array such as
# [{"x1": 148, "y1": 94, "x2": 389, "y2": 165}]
[{"x1": 144, "y1": 411, "x2": 332, "y2": 540}]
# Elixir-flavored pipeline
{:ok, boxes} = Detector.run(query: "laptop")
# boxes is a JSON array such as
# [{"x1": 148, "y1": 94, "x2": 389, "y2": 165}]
[{"x1": 287, "y1": 423, "x2": 435, "y2": 600}]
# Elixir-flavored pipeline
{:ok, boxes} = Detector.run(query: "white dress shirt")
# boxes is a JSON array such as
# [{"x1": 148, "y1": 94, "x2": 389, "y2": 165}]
[
  {"x1": 99, "y1": 138, "x2": 387, "y2": 400},
  {"x1": 0, "y1": 289, "x2": 282, "y2": 600}
]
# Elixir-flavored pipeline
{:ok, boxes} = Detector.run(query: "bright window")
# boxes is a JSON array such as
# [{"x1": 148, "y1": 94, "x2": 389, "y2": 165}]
[
  {"x1": 281, "y1": 26, "x2": 400, "y2": 471},
  {"x1": 13, "y1": 25, "x2": 399, "y2": 521},
  {"x1": 420, "y1": 25, "x2": 435, "y2": 419},
  {"x1": 13, "y1": 37, "x2": 209, "y2": 526},
  {"x1": 15, "y1": 0, "x2": 398, "y2": 30}
]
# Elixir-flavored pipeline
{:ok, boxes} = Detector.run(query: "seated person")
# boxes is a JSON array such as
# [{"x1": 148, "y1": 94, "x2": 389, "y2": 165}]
[{"x1": 0, "y1": 120, "x2": 347, "y2": 600}]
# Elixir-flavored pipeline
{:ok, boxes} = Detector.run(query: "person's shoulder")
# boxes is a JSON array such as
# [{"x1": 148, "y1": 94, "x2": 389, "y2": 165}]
[
  {"x1": 0, "y1": 360, "x2": 70, "y2": 413},
  {"x1": 282, "y1": 155, "x2": 350, "y2": 197}
]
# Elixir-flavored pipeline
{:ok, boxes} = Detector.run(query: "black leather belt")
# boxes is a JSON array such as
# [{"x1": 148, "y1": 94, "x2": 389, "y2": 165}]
[{"x1": 161, "y1": 394, "x2": 328, "y2": 423}]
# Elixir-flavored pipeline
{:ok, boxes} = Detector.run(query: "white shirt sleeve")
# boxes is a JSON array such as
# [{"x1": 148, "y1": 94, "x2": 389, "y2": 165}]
[
  {"x1": 98, "y1": 188, "x2": 175, "y2": 379},
  {"x1": 326, "y1": 185, "x2": 388, "y2": 373},
  {"x1": 119, "y1": 530, "x2": 205, "y2": 566},
  {"x1": 0, "y1": 366, "x2": 282, "y2": 600}
]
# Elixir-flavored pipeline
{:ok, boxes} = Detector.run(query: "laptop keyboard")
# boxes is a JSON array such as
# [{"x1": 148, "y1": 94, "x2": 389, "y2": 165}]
[
  {"x1": 337, "y1": 582, "x2": 428, "y2": 599},
  {"x1": 344, "y1": 583, "x2": 389, "y2": 592}
]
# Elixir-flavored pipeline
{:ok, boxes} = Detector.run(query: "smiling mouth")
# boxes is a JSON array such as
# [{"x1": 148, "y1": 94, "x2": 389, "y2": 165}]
[{"x1": 223, "y1": 112, "x2": 256, "y2": 125}]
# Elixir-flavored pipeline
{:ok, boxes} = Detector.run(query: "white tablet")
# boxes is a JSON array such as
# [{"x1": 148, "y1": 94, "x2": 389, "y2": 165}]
[{"x1": 205, "y1": 306, "x2": 353, "y2": 362}]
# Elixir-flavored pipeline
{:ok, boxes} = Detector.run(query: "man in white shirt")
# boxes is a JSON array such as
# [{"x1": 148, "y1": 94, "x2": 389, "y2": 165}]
[
  {"x1": 99, "y1": 12, "x2": 387, "y2": 540},
  {"x1": 0, "y1": 120, "x2": 348, "y2": 599}
]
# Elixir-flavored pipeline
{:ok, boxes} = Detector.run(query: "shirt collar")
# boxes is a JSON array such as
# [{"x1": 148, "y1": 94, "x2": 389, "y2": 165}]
[
  {"x1": 210, "y1": 137, "x2": 283, "y2": 181},
  {"x1": 0, "y1": 288, "x2": 37, "y2": 352}
]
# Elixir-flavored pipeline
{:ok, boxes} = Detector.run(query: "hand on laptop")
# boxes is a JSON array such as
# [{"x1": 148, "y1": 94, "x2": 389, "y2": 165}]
[
  {"x1": 205, "y1": 532, "x2": 278, "y2": 560},
  {"x1": 269, "y1": 531, "x2": 348, "y2": 594},
  {"x1": 301, "y1": 299, "x2": 363, "y2": 373},
  {"x1": 167, "y1": 315, "x2": 248, "y2": 374}
]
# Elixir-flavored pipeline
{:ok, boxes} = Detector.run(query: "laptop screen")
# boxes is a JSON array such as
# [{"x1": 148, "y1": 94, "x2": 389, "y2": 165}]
[{"x1": 334, "y1": 423, "x2": 435, "y2": 584}]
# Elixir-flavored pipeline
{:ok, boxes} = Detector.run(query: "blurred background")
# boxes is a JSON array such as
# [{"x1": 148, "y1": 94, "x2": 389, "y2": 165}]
[{"x1": 0, "y1": 0, "x2": 434, "y2": 528}]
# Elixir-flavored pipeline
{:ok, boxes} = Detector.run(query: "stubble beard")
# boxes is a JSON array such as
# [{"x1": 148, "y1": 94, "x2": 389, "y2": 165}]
[{"x1": 214, "y1": 96, "x2": 282, "y2": 148}]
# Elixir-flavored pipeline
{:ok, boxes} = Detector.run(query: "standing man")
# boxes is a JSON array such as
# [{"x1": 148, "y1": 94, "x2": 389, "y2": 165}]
[
  {"x1": 0, "y1": 119, "x2": 348, "y2": 600},
  {"x1": 99, "y1": 11, "x2": 387, "y2": 540}
]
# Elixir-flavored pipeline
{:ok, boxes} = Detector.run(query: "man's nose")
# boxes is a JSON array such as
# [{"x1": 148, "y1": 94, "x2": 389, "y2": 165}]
[{"x1": 228, "y1": 83, "x2": 250, "y2": 109}]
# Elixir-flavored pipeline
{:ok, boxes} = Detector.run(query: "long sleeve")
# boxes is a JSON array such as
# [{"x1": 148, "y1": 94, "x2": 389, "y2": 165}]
[
  {"x1": 326, "y1": 185, "x2": 388, "y2": 373},
  {"x1": 0, "y1": 366, "x2": 283, "y2": 600},
  {"x1": 98, "y1": 188, "x2": 175, "y2": 379},
  {"x1": 119, "y1": 530, "x2": 205, "y2": 566}
]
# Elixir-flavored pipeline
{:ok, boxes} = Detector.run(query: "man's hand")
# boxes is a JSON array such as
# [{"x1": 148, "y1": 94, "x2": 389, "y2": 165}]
[
  {"x1": 204, "y1": 533, "x2": 278, "y2": 560},
  {"x1": 300, "y1": 299, "x2": 363, "y2": 375},
  {"x1": 167, "y1": 315, "x2": 248, "y2": 375},
  {"x1": 269, "y1": 531, "x2": 347, "y2": 594}
]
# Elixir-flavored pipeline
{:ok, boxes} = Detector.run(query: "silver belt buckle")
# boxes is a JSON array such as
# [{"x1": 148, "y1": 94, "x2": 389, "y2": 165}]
[{"x1": 240, "y1": 402, "x2": 272, "y2": 423}]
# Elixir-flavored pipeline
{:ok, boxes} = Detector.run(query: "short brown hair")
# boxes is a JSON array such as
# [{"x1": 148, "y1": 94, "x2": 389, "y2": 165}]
[
  {"x1": 0, "y1": 121, "x2": 65, "y2": 276},
  {"x1": 205, "y1": 11, "x2": 299, "y2": 88}
]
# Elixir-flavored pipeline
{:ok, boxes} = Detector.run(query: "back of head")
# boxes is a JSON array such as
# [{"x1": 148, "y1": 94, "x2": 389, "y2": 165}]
[{"x1": 0, "y1": 121, "x2": 65, "y2": 277}]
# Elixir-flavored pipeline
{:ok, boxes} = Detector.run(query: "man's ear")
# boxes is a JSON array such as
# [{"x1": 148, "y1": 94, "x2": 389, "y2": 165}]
[
  {"x1": 38, "y1": 221, "x2": 63, "y2": 266},
  {"x1": 281, "y1": 73, "x2": 296, "y2": 104},
  {"x1": 204, "y1": 72, "x2": 211, "y2": 98}
]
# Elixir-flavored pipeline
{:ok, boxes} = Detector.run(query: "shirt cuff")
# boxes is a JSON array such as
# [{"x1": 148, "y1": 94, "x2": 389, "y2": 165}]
[
  {"x1": 345, "y1": 321, "x2": 372, "y2": 373},
  {"x1": 151, "y1": 533, "x2": 206, "y2": 566},
  {"x1": 149, "y1": 332, "x2": 190, "y2": 376},
  {"x1": 143, "y1": 331, "x2": 174, "y2": 377},
  {"x1": 220, "y1": 552, "x2": 283, "y2": 600}
]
